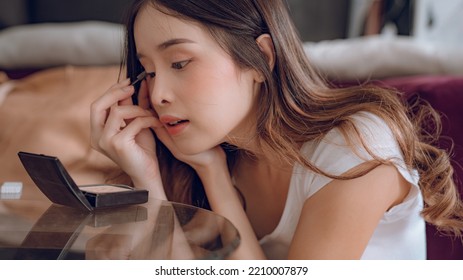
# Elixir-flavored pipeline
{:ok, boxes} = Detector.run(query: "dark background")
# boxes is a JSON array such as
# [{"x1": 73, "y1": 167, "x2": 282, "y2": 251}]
[{"x1": 0, "y1": 0, "x2": 412, "y2": 42}]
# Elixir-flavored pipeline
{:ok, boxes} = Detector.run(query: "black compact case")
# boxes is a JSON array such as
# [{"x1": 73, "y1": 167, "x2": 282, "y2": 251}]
[{"x1": 18, "y1": 151, "x2": 148, "y2": 211}]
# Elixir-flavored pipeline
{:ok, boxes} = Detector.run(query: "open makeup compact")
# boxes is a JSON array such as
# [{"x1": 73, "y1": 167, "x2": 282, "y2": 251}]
[{"x1": 18, "y1": 151, "x2": 149, "y2": 211}]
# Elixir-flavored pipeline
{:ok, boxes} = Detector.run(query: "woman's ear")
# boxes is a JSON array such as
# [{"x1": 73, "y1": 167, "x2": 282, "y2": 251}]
[{"x1": 256, "y1": 34, "x2": 275, "y2": 71}]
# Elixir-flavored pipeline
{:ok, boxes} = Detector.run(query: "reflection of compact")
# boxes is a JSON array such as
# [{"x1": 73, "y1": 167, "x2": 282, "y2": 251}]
[
  {"x1": 18, "y1": 151, "x2": 149, "y2": 211},
  {"x1": 13, "y1": 204, "x2": 148, "y2": 260}
]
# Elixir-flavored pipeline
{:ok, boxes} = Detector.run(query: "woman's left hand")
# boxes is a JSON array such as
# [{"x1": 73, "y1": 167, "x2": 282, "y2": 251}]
[{"x1": 152, "y1": 125, "x2": 228, "y2": 174}]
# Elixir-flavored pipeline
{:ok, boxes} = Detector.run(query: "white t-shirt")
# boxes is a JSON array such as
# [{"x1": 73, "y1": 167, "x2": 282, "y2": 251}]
[{"x1": 259, "y1": 112, "x2": 426, "y2": 259}]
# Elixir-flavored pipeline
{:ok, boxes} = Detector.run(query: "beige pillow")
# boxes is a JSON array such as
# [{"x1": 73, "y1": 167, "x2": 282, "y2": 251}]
[{"x1": 0, "y1": 21, "x2": 123, "y2": 69}]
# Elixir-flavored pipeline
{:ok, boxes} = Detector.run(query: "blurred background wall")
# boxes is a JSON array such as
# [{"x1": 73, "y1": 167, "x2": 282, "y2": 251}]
[
  {"x1": 0, "y1": 0, "x2": 354, "y2": 41},
  {"x1": 0, "y1": 0, "x2": 28, "y2": 28},
  {"x1": 0, "y1": 0, "x2": 409, "y2": 40},
  {"x1": 287, "y1": 0, "x2": 351, "y2": 41},
  {"x1": 0, "y1": 0, "x2": 131, "y2": 28},
  {"x1": 0, "y1": 0, "x2": 461, "y2": 44}
]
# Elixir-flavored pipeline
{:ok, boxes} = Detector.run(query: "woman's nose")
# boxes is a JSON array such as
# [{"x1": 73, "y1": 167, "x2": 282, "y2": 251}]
[{"x1": 149, "y1": 74, "x2": 172, "y2": 106}]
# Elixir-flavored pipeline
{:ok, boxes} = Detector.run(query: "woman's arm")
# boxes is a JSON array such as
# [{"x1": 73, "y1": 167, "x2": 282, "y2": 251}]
[
  {"x1": 288, "y1": 163, "x2": 411, "y2": 259},
  {"x1": 152, "y1": 121, "x2": 266, "y2": 259},
  {"x1": 194, "y1": 156, "x2": 267, "y2": 259}
]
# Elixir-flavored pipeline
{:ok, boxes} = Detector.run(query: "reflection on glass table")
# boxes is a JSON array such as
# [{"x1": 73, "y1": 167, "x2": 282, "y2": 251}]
[{"x1": 0, "y1": 197, "x2": 240, "y2": 260}]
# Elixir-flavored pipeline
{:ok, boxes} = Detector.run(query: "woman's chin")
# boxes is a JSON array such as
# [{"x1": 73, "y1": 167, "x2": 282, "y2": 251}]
[{"x1": 174, "y1": 142, "x2": 213, "y2": 156}]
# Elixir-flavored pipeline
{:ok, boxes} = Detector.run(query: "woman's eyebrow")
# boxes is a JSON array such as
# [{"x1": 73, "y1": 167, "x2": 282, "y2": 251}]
[
  {"x1": 137, "y1": 38, "x2": 196, "y2": 59},
  {"x1": 157, "y1": 38, "x2": 196, "y2": 50}
]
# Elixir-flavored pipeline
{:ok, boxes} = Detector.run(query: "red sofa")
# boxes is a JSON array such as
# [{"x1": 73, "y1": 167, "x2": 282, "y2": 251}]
[{"x1": 378, "y1": 75, "x2": 463, "y2": 260}]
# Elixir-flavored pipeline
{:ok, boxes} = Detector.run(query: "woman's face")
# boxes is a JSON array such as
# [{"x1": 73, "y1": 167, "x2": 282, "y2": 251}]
[{"x1": 134, "y1": 5, "x2": 261, "y2": 155}]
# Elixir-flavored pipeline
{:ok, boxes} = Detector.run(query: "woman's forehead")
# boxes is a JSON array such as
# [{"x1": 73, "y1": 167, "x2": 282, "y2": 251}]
[
  {"x1": 133, "y1": 4, "x2": 229, "y2": 62},
  {"x1": 134, "y1": 5, "x2": 206, "y2": 44}
]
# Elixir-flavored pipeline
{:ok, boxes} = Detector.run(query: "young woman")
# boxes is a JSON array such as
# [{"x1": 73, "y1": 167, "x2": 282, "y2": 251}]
[{"x1": 90, "y1": 0, "x2": 463, "y2": 259}]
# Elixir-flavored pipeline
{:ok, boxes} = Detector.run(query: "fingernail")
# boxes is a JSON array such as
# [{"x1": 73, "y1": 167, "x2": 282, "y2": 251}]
[{"x1": 122, "y1": 85, "x2": 133, "y2": 92}]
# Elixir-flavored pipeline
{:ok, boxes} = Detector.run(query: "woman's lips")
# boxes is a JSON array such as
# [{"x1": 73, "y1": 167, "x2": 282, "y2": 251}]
[{"x1": 159, "y1": 115, "x2": 190, "y2": 136}]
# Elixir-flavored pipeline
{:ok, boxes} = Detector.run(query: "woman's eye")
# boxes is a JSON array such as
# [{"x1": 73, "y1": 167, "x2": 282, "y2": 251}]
[
  {"x1": 145, "y1": 72, "x2": 156, "y2": 78},
  {"x1": 143, "y1": 71, "x2": 155, "y2": 82},
  {"x1": 172, "y1": 60, "x2": 190, "y2": 70}
]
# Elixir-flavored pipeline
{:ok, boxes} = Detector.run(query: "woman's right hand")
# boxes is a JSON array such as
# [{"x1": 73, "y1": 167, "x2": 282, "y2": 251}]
[{"x1": 90, "y1": 78, "x2": 165, "y2": 197}]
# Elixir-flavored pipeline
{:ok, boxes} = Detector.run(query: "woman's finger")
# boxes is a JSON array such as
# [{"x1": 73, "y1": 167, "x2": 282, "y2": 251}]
[
  {"x1": 103, "y1": 105, "x2": 153, "y2": 137},
  {"x1": 90, "y1": 80, "x2": 134, "y2": 130},
  {"x1": 119, "y1": 80, "x2": 135, "y2": 107},
  {"x1": 114, "y1": 116, "x2": 160, "y2": 144},
  {"x1": 138, "y1": 80, "x2": 151, "y2": 110},
  {"x1": 100, "y1": 79, "x2": 132, "y2": 109}
]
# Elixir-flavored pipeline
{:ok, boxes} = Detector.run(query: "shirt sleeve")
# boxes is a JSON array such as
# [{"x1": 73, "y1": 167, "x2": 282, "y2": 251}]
[{"x1": 299, "y1": 111, "x2": 419, "y2": 199}]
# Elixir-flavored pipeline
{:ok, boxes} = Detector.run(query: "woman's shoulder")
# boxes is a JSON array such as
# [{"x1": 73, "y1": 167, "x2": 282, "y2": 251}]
[
  {"x1": 295, "y1": 112, "x2": 401, "y2": 187},
  {"x1": 294, "y1": 111, "x2": 418, "y2": 198},
  {"x1": 301, "y1": 111, "x2": 397, "y2": 160}
]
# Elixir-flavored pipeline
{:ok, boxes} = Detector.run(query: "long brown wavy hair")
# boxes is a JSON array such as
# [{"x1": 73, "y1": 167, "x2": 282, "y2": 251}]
[{"x1": 118, "y1": 0, "x2": 463, "y2": 236}]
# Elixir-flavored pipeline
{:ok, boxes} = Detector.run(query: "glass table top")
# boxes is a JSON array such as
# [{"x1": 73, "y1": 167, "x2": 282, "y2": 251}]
[{"x1": 0, "y1": 188, "x2": 240, "y2": 260}]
